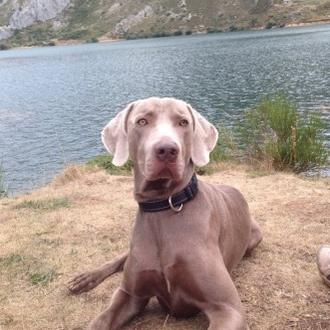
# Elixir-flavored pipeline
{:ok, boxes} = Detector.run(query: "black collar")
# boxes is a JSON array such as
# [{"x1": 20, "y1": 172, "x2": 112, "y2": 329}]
[{"x1": 138, "y1": 173, "x2": 198, "y2": 213}]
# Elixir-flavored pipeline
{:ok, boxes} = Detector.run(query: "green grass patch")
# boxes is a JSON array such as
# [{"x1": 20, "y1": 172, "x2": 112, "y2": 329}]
[
  {"x1": 14, "y1": 197, "x2": 69, "y2": 211},
  {"x1": 1, "y1": 253, "x2": 58, "y2": 286},
  {"x1": 0, "y1": 253, "x2": 24, "y2": 267},
  {"x1": 29, "y1": 268, "x2": 58, "y2": 286},
  {"x1": 87, "y1": 154, "x2": 133, "y2": 175}
]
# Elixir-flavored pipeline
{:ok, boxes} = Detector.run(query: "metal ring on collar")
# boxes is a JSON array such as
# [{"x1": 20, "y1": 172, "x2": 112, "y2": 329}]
[{"x1": 168, "y1": 195, "x2": 183, "y2": 212}]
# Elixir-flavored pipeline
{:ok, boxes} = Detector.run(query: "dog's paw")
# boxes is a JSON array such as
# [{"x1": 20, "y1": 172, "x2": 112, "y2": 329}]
[
  {"x1": 67, "y1": 271, "x2": 103, "y2": 294},
  {"x1": 317, "y1": 245, "x2": 330, "y2": 287},
  {"x1": 88, "y1": 316, "x2": 111, "y2": 330}
]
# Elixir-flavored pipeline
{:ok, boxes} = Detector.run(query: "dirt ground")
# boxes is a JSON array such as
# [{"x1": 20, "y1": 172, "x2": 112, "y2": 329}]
[{"x1": 0, "y1": 165, "x2": 329, "y2": 330}]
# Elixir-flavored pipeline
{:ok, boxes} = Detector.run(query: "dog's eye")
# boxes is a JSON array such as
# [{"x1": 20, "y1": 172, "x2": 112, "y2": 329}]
[
  {"x1": 179, "y1": 119, "x2": 189, "y2": 127},
  {"x1": 137, "y1": 118, "x2": 148, "y2": 126}
]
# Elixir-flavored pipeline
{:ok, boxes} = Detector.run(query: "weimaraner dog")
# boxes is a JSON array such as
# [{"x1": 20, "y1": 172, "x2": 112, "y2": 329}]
[{"x1": 68, "y1": 97, "x2": 263, "y2": 330}]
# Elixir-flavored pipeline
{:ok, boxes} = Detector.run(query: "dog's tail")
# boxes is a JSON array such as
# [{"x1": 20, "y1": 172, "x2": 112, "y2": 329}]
[{"x1": 68, "y1": 251, "x2": 128, "y2": 294}]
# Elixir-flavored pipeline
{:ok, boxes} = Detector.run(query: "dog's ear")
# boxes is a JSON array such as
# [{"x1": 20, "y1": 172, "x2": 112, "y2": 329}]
[
  {"x1": 187, "y1": 105, "x2": 218, "y2": 167},
  {"x1": 101, "y1": 102, "x2": 135, "y2": 166}
]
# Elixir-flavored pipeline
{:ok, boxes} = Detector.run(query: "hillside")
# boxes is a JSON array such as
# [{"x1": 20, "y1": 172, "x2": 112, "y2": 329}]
[
  {"x1": 0, "y1": 165, "x2": 329, "y2": 329},
  {"x1": 1, "y1": 0, "x2": 330, "y2": 47}
]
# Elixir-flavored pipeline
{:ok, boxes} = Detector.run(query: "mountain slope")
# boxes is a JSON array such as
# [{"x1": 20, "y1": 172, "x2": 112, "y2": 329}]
[{"x1": 1, "y1": 0, "x2": 330, "y2": 47}]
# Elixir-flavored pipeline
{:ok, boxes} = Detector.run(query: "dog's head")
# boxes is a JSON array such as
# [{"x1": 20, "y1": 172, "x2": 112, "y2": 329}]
[{"x1": 102, "y1": 97, "x2": 218, "y2": 181}]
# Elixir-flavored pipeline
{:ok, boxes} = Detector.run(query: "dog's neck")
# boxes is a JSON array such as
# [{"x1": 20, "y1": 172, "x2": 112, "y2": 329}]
[{"x1": 133, "y1": 161, "x2": 195, "y2": 203}]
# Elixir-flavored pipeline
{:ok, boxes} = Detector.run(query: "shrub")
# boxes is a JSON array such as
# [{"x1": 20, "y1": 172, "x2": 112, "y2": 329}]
[
  {"x1": 265, "y1": 20, "x2": 276, "y2": 29},
  {"x1": 151, "y1": 31, "x2": 171, "y2": 38},
  {"x1": 229, "y1": 25, "x2": 239, "y2": 32},
  {"x1": 173, "y1": 30, "x2": 183, "y2": 36},
  {"x1": 211, "y1": 126, "x2": 238, "y2": 162},
  {"x1": 86, "y1": 37, "x2": 98, "y2": 43},
  {"x1": 0, "y1": 44, "x2": 9, "y2": 51},
  {"x1": 0, "y1": 164, "x2": 8, "y2": 198},
  {"x1": 238, "y1": 94, "x2": 328, "y2": 172}
]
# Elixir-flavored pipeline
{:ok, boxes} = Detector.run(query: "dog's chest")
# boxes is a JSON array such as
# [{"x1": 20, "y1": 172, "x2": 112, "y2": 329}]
[{"x1": 133, "y1": 262, "x2": 201, "y2": 318}]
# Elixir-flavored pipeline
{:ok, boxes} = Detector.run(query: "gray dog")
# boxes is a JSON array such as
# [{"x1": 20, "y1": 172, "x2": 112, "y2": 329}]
[{"x1": 68, "y1": 97, "x2": 262, "y2": 330}]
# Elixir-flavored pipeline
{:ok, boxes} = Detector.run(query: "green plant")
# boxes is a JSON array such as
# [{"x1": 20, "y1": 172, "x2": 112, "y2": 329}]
[
  {"x1": 197, "y1": 127, "x2": 237, "y2": 175},
  {"x1": 29, "y1": 268, "x2": 58, "y2": 285},
  {"x1": 14, "y1": 197, "x2": 69, "y2": 210},
  {"x1": 211, "y1": 126, "x2": 237, "y2": 162},
  {"x1": 86, "y1": 37, "x2": 98, "y2": 43},
  {"x1": 249, "y1": 18, "x2": 259, "y2": 28},
  {"x1": 173, "y1": 30, "x2": 183, "y2": 36},
  {"x1": 87, "y1": 154, "x2": 133, "y2": 175},
  {"x1": 0, "y1": 163, "x2": 8, "y2": 198},
  {"x1": 229, "y1": 25, "x2": 239, "y2": 32},
  {"x1": 0, "y1": 43, "x2": 9, "y2": 50},
  {"x1": 1, "y1": 254, "x2": 24, "y2": 267},
  {"x1": 238, "y1": 94, "x2": 328, "y2": 172},
  {"x1": 265, "y1": 19, "x2": 276, "y2": 29}
]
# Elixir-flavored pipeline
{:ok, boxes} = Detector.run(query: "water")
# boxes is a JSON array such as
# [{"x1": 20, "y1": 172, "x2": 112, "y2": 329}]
[{"x1": 1, "y1": 24, "x2": 330, "y2": 194}]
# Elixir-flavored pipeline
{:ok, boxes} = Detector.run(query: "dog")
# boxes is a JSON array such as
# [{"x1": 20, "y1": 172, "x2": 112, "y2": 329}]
[{"x1": 68, "y1": 97, "x2": 262, "y2": 329}]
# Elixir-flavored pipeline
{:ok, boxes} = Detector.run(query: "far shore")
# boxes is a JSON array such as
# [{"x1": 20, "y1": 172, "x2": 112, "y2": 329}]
[{"x1": 1, "y1": 19, "x2": 330, "y2": 52}]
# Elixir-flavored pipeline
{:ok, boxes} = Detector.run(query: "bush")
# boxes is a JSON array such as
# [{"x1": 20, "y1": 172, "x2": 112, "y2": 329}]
[
  {"x1": 238, "y1": 94, "x2": 328, "y2": 172},
  {"x1": 265, "y1": 20, "x2": 276, "y2": 29},
  {"x1": 0, "y1": 44, "x2": 9, "y2": 51},
  {"x1": 0, "y1": 164, "x2": 8, "y2": 198},
  {"x1": 207, "y1": 28, "x2": 223, "y2": 34},
  {"x1": 229, "y1": 25, "x2": 239, "y2": 32},
  {"x1": 86, "y1": 37, "x2": 98, "y2": 43},
  {"x1": 173, "y1": 30, "x2": 183, "y2": 36},
  {"x1": 151, "y1": 31, "x2": 171, "y2": 38}
]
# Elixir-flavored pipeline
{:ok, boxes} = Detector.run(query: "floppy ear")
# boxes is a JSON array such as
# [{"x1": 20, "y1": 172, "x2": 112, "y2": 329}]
[
  {"x1": 101, "y1": 102, "x2": 135, "y2": 166},
  {"x1": 188, "y1": 105, "x2": 218, "y2": 167}
]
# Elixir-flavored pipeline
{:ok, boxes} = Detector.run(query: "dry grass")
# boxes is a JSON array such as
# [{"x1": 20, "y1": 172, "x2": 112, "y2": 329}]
[{"x1": 0, "y1": 164, "x2": 329, "y2": 330}]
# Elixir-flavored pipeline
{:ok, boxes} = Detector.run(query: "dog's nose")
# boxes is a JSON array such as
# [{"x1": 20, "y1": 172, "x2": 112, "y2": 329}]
[{"x1": 154, "y1": 142, "x2": 179, "y2": 162}]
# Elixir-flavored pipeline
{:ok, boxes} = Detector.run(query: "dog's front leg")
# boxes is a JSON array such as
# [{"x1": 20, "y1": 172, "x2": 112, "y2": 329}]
[
  {"x1": 68, "y1": 252, "x2": 128, "y2": 294},
  {"x1": 88, "y1": 288, "x2": 149, "y2": 330},
  {"x1": 205, "y1": 303, "x2": 247, "y2": 330}
]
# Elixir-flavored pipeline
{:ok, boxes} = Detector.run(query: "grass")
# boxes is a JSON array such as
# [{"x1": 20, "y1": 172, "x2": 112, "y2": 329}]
[
  {"x1": 237, "y1": 93, "x2": 328, "y2": 172},
  {"x1": 0, "y1": 252, "x2": 58, "y2": 286},
  {"x1": 29, "y1": 268, "x2": 58, "y2": 285},
  {"x1": 87, "y1": 154, "x2": 133, "y2": 175},
  {"x1": 0, "y1": 253, "x2": 24, "y2": 267},
  {"x1": 14, "y1": 197, "x2": 69, "y2": 211},
  {"x1": 0, "y1": 165, "x2": 329, "y2": 329}
]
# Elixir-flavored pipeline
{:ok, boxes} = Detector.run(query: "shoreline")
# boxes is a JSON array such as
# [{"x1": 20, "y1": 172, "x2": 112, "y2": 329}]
[
  {"x1": 5, "y1": 160, "x2": 330, "y2": 198},
  {"x1": 1, "y1": 20, "x2": 330, "y2": 52}
]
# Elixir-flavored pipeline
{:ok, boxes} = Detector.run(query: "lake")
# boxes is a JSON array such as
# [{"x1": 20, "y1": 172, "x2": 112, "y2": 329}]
[{"x1": 0, "y1": 24, "x2": 330, "y2": 194}]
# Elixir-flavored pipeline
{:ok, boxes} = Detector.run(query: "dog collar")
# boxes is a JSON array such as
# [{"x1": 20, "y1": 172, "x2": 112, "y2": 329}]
[{"x1": 138, "y1": 174, "x2": 198, "y2": 213}]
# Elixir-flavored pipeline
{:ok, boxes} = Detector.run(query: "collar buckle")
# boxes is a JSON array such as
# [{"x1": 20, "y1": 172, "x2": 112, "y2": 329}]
[{"x1": 168, "y1": 195, "x2": 183, "y2": 213}]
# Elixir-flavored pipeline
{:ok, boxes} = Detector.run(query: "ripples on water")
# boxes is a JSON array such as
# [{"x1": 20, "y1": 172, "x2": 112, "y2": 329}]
[{"x1": 0, "y1": 24, "x2": 329, "y2": 193}]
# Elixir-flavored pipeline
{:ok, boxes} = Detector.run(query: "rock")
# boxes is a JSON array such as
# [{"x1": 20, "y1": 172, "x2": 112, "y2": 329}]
[
  {"x1": 0, "y1": 0, "x2": 70, "y2": 40},
  {"x1": 113, "y1": 5, "x2": 154, "y2": 35}
]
